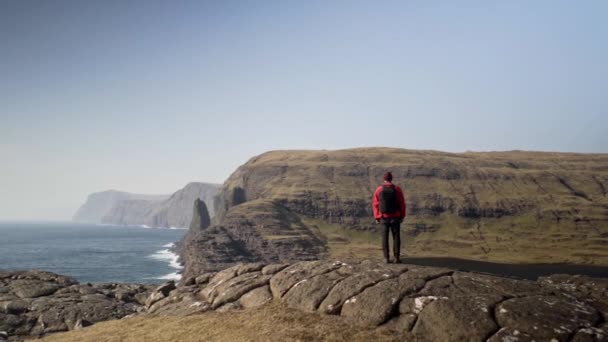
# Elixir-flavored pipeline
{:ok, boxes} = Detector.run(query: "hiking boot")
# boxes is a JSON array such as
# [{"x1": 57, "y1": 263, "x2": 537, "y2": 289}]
[
  {"x1": 385, "y1": 258, "x2": 392, "y2": 264},
  {"x1": 394, "y1": 257, "x2": 401, "y2": 264}
]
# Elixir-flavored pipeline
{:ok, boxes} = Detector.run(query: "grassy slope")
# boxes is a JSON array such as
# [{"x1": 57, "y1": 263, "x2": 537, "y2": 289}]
[
  {"x1": 41, "y1": 302, "x2": 402, "y2": 342},
  {"x1": 219, "y1": 148, "x2": 608, "y2": 265}
]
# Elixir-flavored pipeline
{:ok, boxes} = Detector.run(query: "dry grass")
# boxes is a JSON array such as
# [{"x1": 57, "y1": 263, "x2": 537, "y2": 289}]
[{"x1": 40, "y1": 302, "x2": 402, "y2": 342}]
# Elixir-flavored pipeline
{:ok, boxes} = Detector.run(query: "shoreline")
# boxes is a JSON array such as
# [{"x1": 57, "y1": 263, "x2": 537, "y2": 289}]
[{"x1": 146, "y1": 242, "x2": 183, "y2": 281}]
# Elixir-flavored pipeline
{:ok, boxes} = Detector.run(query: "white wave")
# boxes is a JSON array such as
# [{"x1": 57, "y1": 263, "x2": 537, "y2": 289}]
[
  {"x1": 157, "y1": 272, "x2": 182, "y2": 281},
  {"x1": 147, "y1": 249, "x2": 183, "y2": 269},
  {"x1": 162, "y1": 242, "x2": 175, "y2": 248},
  {"x1": 169, "y1": 226, "x2": 188, "y2": 230}
]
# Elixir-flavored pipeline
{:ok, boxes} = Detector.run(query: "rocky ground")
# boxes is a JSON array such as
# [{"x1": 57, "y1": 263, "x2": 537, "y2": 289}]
[
  {"x1": 3, "y1": 261, "x2": 608, "y2": 341},
  {"x1": 146, "y1": 260, "x2": 607, "y2": 341},
  {"x1": 0, "y1": 270, "x2": 153, "y2": 341}
]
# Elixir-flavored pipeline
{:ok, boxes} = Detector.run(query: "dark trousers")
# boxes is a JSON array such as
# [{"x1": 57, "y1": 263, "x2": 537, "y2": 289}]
[{"x1": 382, "y1": 219, "x2": 401, "y2": 259}]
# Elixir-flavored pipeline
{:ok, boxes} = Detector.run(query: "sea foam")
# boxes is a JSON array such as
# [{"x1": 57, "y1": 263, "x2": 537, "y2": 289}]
[
  {"x1": 148, "y1": 248, "x2": 183, "y2": 270},
  {"x1": 157, "y1": 271, "x2": 182, "y2": 281}
]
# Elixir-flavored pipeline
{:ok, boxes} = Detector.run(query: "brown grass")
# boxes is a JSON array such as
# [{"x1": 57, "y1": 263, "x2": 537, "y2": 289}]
[{"x1": 40, "y1": 302, "x2": 404, "y2": 342}]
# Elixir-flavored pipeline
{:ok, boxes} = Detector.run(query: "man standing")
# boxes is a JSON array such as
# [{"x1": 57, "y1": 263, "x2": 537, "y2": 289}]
[{"x1": 372, "y1": 171, "x2": 406, "y2": 263}]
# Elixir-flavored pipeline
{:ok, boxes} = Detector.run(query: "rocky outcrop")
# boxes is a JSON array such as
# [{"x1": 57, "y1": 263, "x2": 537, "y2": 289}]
[
  {"x1": 72, "y1": 190, "x2": 168, "y2": 223},
  {"x1": 189, "y1": 198, "x2": 210, "y2": 231},
  {"x1": 203, "y1": 148, "x2": 608, "y2": 266},
  {"x1": 178, "y1": 199, "x2": 326, "y2": 281},
  {"x1": 74, "y1": 182, "x2": 221, "y2": 228},
  {"x1": 5, "y1": 263, "x2": 607, "y2": 341},
  {"x1": 144, "y1": 260, "x2": 608, "y2": 342},
  {"x1": 0, "y1": 270, "x2": 153, "y2": 341}
]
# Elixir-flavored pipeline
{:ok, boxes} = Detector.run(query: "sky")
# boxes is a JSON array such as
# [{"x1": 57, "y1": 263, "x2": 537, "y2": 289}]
[{"x1": 1, "y1": 0, "x2": 607, "y2": 220}]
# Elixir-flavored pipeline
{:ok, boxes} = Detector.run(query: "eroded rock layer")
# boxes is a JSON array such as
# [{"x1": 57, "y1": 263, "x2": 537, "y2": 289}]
[
  {"x1": 206, "y1": 148, "x2": 608, "y2": 265},
  {"x1": 147, "y1": 260, "x2": 608, "y2": 342},
  {"x1": 0, "y1": 270, "x2": 153, "y2": 342},
  {"x1": 178, "y1": 199, "x2": 327, "y2": 280}
]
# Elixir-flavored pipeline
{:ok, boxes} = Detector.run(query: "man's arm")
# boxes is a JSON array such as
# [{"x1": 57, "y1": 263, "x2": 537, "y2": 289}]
[
  {"x1": 397, "y1": 186, "x2": 406, "y2": 219},
  {"x1": 372, "y1": 186, "x2": 381, "y2": 220}
]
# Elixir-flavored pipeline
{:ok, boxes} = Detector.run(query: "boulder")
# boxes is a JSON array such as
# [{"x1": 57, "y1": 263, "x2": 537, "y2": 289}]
[
  {"x1": 145, "y1": 281, "x2": 176, "y2": 308},
  {"x1": 0, "y1": 270, "x2": 151, "y2": 340},
  {"x1": 269, "y1": 261, "x2": 342, "y2": 298},
  {"x1": 340, "y1": 274, "x2": 425, "y2": 326},
  {"x1": 282, "y1": 268, "x2": 349, "y2": 312},
  {"x1": 495, "y1": 295, "x2": 601, "y2": 341},
  {"x1": 412, "y1": 295, "x2": 500, "y2": 341},
  {"x1": 10, "y1": 280, "x2": 60, "y2": 298},
  {"x1": 239, "y1": 286, "x2": 273, "y2": 308},
  {"x1": 319, "y1": 266, "x2": 401, "y2": 314},
  {"x1": 207, "y1": 272, "x2": 272, "y2": 309}
]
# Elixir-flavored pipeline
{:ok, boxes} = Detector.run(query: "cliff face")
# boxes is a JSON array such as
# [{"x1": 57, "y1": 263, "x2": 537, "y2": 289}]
[
  {"x1": 205, "y1": 148, "x2": 608, "y2": 266},
  {"x1": 72, "y1": 190, "x2": 168, "y2": 223},
  {"x1": 142, "y1": 182, "x2": 221, "y2": 228},
  {"x1": 73, "y1": 182, "x2": 220, "y2": 228},
  {"x1": 180, "y1": 199, "x2": 327, "y2": 280}
]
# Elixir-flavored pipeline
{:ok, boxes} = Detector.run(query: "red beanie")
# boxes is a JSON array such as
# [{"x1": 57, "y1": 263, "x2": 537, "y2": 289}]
[{"x1": 383, "y1": 172, "x2": 393, "y2": 181}]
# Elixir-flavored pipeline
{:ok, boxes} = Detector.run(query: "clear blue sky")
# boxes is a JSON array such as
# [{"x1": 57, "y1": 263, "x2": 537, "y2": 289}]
[{"x1": 1, "y1": 1, "x2": 607, "y2": 220}]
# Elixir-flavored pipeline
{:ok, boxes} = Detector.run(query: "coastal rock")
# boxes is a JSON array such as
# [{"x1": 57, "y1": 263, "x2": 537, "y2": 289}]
[
  {"x1": 495, "y1": 296, "x2": 601, "y2": 340},
  {"x1": 7, "y1": 261, "x2": 608, "y2": 341},
  {"x1": 269, "y1": 261, "x2": 341, "y2": 299},
  {"x1": 0, "y1": 270, "x2": 152, "y2": 341},
  {"x1": 238, "y1": 285, "x2": 272, "y2": 308},
  {"x1": 143, "y1": 260, "x2": 608, "y2": 342},
  {"x1": 319, "y1": 265, "x2": 403, "y2": 314},
  {"x1": 145, "y1": 281, "x2": 176, "y2": 308},
  {"x1": 189, "y1": 198, "x2": 211, "y2": 231},
  {"x1": 179, "y1": 200, "x2": 327, "y2": 280},
  {"x1": 194, "y1": 273, "x2": 215, "y2": 285},
  {"x1": 412, "y1": 295, "x2": 500, "y2": 341},
  {"x1": 282, "y1": 268, "x2": 350, "y2": 312}
]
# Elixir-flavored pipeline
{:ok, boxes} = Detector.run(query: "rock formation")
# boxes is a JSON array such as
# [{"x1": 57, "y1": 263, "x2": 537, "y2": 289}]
[
  {"x1": 189, "y1": 198, "x2": 211, "y2": 231},
  {"x1": 178, "y1": 199, "x2": 327, "y2": 281},
  {"x1": 195, "y1": 148, "x2": 608, "y2": 268},
  {"x1": 148, "y1": 260, "x2": 608, "y2": 342},
  {"x1": 4, "y1": 262, "x2": 607, "y2": 341},
  {"x1": 72, "y1": 190, "x2": 168, "y2": 223},
  {"x1": 73, "y1": 182, "x2": 221, "y2": 228},
  {"x1": 0, "y1": 270, "x2": 153, "y2": 341}
]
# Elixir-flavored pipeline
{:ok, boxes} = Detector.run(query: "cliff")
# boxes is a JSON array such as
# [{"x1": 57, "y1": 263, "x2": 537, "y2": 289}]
[
  {"x1": 72, "y1": 190, "x2": 168, "y2": 223},
  {"x1": 179, "y1": 199, "x2": 326, "y2": 280},
  {"x1": 141, "y1": 182, "x2": 221, "y2": 228},
  {"x1": 74, "y1": 182, "x2": 220, "y2": 228},
  {"x1": 201, "y1": 148, "x2": 608, "y2": 267}
]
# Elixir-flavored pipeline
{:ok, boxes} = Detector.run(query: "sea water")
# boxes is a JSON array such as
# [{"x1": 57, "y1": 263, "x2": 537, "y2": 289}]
[{"x1": 0, "y1": 221, "x2": 187, "y2": 284}]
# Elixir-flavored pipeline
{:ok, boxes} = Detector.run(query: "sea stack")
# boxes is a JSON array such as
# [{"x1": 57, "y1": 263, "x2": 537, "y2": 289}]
[{"x1": 190, "y1": 198, "x2": 211, "y2": 231}]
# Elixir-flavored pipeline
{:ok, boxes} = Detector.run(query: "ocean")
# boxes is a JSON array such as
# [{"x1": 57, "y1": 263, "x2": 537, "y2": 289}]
[{"x1": 0, "y1": 221, "x2": 187, "y2": 284}]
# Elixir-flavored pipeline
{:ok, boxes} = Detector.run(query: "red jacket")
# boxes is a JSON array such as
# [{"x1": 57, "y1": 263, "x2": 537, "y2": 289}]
[{"x1": 372, "y1": 181, "x2": 406, "y2": 220}]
